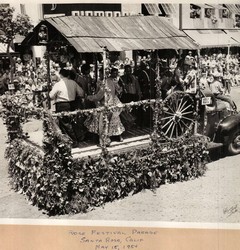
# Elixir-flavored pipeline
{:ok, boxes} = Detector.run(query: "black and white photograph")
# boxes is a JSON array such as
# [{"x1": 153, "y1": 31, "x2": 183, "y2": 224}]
[{"x1": 0, "y1": 1, "x2": 240, "y2": 249}]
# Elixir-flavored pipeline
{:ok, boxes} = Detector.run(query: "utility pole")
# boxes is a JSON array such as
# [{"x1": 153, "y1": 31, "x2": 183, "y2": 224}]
[{"x1": 179, "y1": 4, "x2": 182, "y2": 31}]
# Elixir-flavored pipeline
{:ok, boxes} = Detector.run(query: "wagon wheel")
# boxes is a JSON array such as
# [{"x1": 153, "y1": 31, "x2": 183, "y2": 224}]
[{"x1": 159, "y1": 91, "x2": 195, "y2": 140}]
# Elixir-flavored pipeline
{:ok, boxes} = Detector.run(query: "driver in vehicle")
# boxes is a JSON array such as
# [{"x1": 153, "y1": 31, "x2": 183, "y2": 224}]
[{"x1": 208, "y1": 72, "x2": 236, "y2": 111}]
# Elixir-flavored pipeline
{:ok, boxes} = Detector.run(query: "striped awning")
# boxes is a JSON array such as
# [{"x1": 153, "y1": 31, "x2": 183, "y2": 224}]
[
  {"x1": 208, "y1": 4, "x2": 226, "y2": 10},
  {"x1": 225, "y1": 29, "x2": 240, "y2": 44},
  {"x1": 192, "y1": 4, "x2": 213, "y2": 9},
  {"x1": 144, "y1": 3, "x2": 162, "y2": 15},
  {"x1": 22, "y1": 15, "x2": 197, "y2": 52},
  {"x1": 225, "y1": 4, "x2": 240, "y2": 14},
  {"x1": 161, "y1": 4, "x2": 176, "y2": 15},
  {"x1": 183, "y1": 29, "x2": 240, "y2": 48}
]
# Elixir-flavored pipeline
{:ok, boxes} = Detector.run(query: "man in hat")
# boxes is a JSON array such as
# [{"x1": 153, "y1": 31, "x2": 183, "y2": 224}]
[
  {"x1": 184, "y1": 51, "x2": 195, "y2": 75},
  {"x1": 209, "y1": 72, "x2": 236, "y2": 110},
  {"x1": 183, "y1": 62, "x2": 197, "y2": 93},
  {"x1": 76, "y1": 64, "x2": 95, "y2": 108},
  {"x1": 15, "y1": 57, "x2": 23, "y2": 72}
]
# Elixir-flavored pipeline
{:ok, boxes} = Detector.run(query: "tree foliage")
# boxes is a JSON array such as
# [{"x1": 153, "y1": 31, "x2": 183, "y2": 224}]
[
  {"x1": 0, "y1": 6, "x2": 33, "y2": 82},
  {"x1": 0, "y1": 6, "x2": 33, "y2": 43}
]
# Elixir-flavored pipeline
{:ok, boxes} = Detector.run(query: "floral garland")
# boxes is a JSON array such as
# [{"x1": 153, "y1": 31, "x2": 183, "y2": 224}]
[
  {"x1": 4, "y1": 134, "x2": 208, "y2": 215},
  {"x1": 0, "y1": 94, "x2": 46, "y2": 142},
  {"x1": 2, "y1": 91, "x2": 210, "y2": 215},
  {"x1": 51, "y1": 99, "x2": 156, "y2": 118},
  {"x1": 5, "y1": 139, "x2": 44, "y2": 204}
]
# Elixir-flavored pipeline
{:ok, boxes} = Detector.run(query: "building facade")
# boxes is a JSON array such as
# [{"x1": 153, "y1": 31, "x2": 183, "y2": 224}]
[{"x1": 8, "y1": 3, "x2": 240, "y2": 61}]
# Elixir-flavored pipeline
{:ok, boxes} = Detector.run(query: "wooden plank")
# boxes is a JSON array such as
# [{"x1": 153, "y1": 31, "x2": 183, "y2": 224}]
[
  {"x1": 81, "y1": 16, "x2": 108, "y2": 38},
  {"x1": 113, "y1": 17, "x2": 139, "y2": 38},
  {"x1": 82, "y1": 37, "x2": 103, "y2": 52},
  {"x1": 73, "y1": 37, "x2": 102, "y2": 53},
  {"x1": 132, "y1": 16, "x2": 166, "y2": 38},
  {"x1": 107, "y1": 38, "x2": 127, "y2": 51},
  {"x1": 64, "y1": 16, "x2": 89, "y2": 37},
  {"x1": 47, "y1": 18, "x2": 67, "y2": 37},
  {"x1": 67, "y1": 37, "x2": 89, "y2": 53},
  {"x1": 72, "y1": 138, "x2": 150, "y2": 159},
  {"x1": 77, "y1": 16, "x2": 113, "y2": 38},
  {"x1": 95, "y1": 38, "x2": 116, "y2": 51},
  {"x1": 155, "y1": 16, "x2": 184, "y2": 37},
  {"x1": 143, "y1": 17, "x2": 170, "y2": 38},
  {"x1": 74, "y1": 16, "x2": 96, "y2": 37},
  {"x1": 106, "y1": 17, "x2": 132, "y2": 38},
  {"x1": 72, "y1": 134, "x2": 150, "y2": 155},
  {"x1": 145, "y1": 16, "x2": 172, "y2": 37},
  {"x1": 44, "y1": 16, "x2": 197, "y2": 52},
  {"x1": 152, "y1": 16, "x2": 175, "y2": 37},
  {"x1": 50, "y1": 17, "x2": 73, "y2": 37},
  {"x1": 92, "y1": 17, "x2": 117, "y2": 38}
]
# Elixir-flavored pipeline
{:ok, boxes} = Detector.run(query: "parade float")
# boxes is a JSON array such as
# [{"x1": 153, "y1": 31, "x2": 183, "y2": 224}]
[{"x1": 1, "y1": 15, "x2": 210, "y2": 215}]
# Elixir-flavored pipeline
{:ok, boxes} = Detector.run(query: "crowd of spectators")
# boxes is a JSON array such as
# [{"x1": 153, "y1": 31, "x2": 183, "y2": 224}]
[
  {"x1": 161, "y1": 51, "x2": 240, "y2": 95},
  {"x1": 0, "y1": 51, "x2": 239, "y2": 108},
  {"x1": 0, "y1": 50, "x2": 239, "y2": 145},
  {"x1": 0, "y1": 57, "x2": 48, "y2": 106},
  {"x1": 199, "y1": 53, "x2": 240, "y2": 89}
]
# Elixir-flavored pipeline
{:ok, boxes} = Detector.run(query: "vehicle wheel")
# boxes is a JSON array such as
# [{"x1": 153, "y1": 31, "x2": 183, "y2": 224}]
[
  {"x1": 228, "y1": 129, "x2": 240, "y2": 155},
  {"x1": 158, "y1": 91, "x2": 196, "y2": 140}
]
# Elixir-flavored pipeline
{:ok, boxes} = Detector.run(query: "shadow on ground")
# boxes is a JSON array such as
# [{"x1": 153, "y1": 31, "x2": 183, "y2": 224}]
[{"x1": 208, "y1": 146, "x2": 228, "y2": 162}]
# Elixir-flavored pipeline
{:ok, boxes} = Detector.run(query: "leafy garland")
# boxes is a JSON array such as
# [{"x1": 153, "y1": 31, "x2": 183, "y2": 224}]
[
  {"x1": 5, "y1": 135, "x2": 209, "y2": 215},
  {"x1": 51, "y1": 99, "x2": 156, "y2": 118},
  {"x1": 1, "y1": 92, "x2": 209, "y2": 215},
  {"x1": 0, "y1": 94, "x2": 45, "y2": 142}
]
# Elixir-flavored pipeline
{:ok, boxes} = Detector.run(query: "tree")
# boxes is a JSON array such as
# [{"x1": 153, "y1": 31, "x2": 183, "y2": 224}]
[{"x1": 0, "y1": 6, "x2": 33, "y2": 83}]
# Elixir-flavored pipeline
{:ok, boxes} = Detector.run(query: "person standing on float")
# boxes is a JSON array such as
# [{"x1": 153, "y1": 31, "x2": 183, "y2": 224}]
[
  {"x1": 85, "y1": 67, "x2": 125, "y2": 145},
  {"x1": 49, "y1": 68, "x2": 84, "y2": 147},
  {"x1": 75, "y1": 64, "x2": 95, "y2": 108}
]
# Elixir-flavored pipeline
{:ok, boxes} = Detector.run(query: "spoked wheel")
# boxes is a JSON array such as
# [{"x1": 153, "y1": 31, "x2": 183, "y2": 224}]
[{"x1": 159, "y1": 91, "x2": 196, "y2": 140}]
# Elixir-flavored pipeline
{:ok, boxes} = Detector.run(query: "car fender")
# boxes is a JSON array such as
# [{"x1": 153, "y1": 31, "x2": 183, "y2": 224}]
[{"x1": 215, "y1": 113, "x2": 240, "y2": 144}]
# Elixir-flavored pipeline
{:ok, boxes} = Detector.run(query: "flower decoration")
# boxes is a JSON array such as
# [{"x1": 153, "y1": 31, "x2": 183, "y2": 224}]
[{"x1": 1, "y1": 89, "x2": 209, "y2": 215}]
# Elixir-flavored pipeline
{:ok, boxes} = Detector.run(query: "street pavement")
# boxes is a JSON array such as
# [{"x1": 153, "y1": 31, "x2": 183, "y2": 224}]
[{"x1": 0, "y1": 87, "x2": 240, "y2": 222}]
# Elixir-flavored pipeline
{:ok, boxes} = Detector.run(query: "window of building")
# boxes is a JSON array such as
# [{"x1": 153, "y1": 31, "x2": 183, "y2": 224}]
[
  {"x1": 235, "y1": 14, "x2": 240, "y2": 28},
  {"x1": 190, "y1": 4, "x2": 201, "y2": 18},
  {"x1": 219, "y1": 8, "x2": 231, "y2": 18},
  {"x1": 205, "y1": 8, "x2": 215, "y2": 18}
]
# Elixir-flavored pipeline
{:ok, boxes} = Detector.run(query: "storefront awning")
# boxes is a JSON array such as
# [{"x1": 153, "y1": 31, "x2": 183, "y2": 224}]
[
  {"x1": 183, "y1": 29, "x2": 240, "y2": 48},
  {"x1": 225, "y1": 4, "x2": 240, "y2": 14},
  {"x1": 225, "y1": 29, "x2": 240, "y2": 43},
  {"x1": 192, "y1": 4, "x2": 214, "y2": 9},
  {"x1": 22, "y1": 15, "x2": 197, "y2": 52},
  {"x1": 160, "y1": 4, "x2": 177, "y2": 15},
  {"x1": 208, "y1": 4, "x2": 226, "y2": 10},
  {"x1": 144, "y1": 3, "x2": 162, "y2": 15}
]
